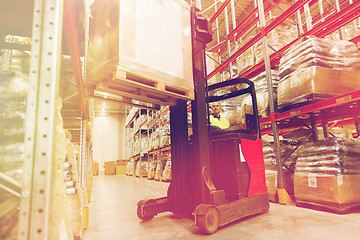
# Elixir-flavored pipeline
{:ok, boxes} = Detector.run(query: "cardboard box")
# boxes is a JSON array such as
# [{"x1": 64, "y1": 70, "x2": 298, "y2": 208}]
[
  {"x1": 278, "y1": 67, "x2": 360, "y2": 106},
  {"x1": 87, "y1": 0, "x2": 193, "y2": 91},
  {"x1": 294, "y1": 172, "x2": 360, "y2": 209},
  {"x1": 92, "y1": 162, "x2": 99, "y2": 176},
  {"x1": 104, "y1": 161, "x2": 116, "y2": 175},
  {"x1": 116, "y1": 165, "x2": 126, "y2": 175},
  {"x1": 116, "y1": 159, "x2": 127, "y2": 166}
]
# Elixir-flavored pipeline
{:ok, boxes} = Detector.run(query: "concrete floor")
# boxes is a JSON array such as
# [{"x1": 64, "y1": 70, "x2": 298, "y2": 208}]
[{"x1": 83, "y1": 175, "x2": 360, "y2": 240}]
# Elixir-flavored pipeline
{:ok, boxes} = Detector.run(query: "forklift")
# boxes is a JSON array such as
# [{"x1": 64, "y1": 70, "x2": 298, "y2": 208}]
[{"x1": 137, "y1": 7, "x2": 269, "y2": 234}]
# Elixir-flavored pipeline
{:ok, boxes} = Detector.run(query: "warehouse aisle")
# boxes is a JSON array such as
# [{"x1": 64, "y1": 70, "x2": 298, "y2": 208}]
[{"x1": 83, "y1": 175, "x2": 360, "y2": 240}]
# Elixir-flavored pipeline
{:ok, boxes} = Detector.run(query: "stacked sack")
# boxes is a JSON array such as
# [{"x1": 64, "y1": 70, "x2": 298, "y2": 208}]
[
  {"x1": 278, "y1": 36, "x2": 360, "y2": 109},
  {"x1": 294, "y1": 137, "x2": 360, "y2": 211}
]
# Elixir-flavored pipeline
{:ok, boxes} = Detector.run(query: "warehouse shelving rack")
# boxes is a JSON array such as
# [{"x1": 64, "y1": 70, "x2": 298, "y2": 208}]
[
  {"x1": 0, "y1": 0, "x2": 93, "y2": 238},
  {"x1": 199, "y1": 0, "x2": 360, "y2": 204},
  {"x1": 125, "y1": 105, "x2": 172, "y2": 180}
]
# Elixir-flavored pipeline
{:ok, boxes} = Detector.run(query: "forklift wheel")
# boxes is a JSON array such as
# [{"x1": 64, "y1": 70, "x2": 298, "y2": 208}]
[
  {"x1": 197, "y1": 207, "x2": 220, "y2": 235},
  {"x1": 137, "y1": 200, "x2": 155, "y2": 221}
]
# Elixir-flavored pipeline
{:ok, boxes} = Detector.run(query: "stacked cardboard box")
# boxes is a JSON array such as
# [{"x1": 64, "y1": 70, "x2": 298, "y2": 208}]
[
  {"x1": 104, "y1": 161, "x2": 116, "y2": 175},
  {"x1": 92, "y1": 162, "x2": 99, "y2": 176},
  {"x1": 115, "y1": 159, "x2": 127, "y2": 175},
  {"x1": 278, "y1": 36, "x2": 360, "y2": 109},
  {"x1": 294, "y1": 138, "x2": 360, "y2": 211}
]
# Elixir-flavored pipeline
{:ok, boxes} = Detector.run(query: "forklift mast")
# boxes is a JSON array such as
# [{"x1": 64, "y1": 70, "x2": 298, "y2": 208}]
[{"x1": 137, "y1": 6, "x2": 269, "y2": 235}]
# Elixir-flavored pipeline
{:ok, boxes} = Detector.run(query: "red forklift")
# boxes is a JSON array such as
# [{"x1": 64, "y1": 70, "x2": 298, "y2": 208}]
[{"x1": 137, "y1": 7, "x2": 269, "y2": 234}]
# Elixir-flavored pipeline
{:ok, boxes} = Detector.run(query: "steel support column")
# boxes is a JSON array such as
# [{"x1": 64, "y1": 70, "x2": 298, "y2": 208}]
[
  {"x1": 18, "y1": 0, "x2": 64, "y2": 238},
  {"x1": 257, "y1": 0, "x2": 285, "y2": 194}
]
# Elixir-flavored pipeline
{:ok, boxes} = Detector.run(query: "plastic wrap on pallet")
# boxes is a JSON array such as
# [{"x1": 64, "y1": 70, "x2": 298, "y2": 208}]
[
  {"x1": 140, "y1": 135, "x2": 148, "y2": 154},
  {"x1": 87, "y1": 0, "x2": 193, "y2": 92},
  {"x1": 278, "y1": 36, "x2": 360, "y2": 108},
  {"x1": 136, "y1": 114, "x2": 148, "y2": 130},
  {"x1": 128, "y1": 159, "x2": 136, "y2": 176},
  {"x1": 159, "y1": 124, "x2": 171, "y2": 148},
  {"x1": 295, "y1": 138, "x2": 360, "y2": 175},
  {"x1": 135, "y1": 160, "x2": 148, "y2": 177},
  {"x1": 152, "y1": 128, "x2": 161, "y2": 150},
  {"x1": 162, "y1": 153, "x2": 172, "y2": 182},
  {"x1": 241, "y1": 70, "x2": 279, "y2": 119},
  {"x1": 154, "y1": 154, "x2": 165, "y2": 181},
  {"x1": 294, "y1": 137, "x2": 360, "y2": 210},
  {"x1": 47, "y1": 97, "x2": 74, "y2": 239},
  {"x1": 263, "y1": 139, "x2": 299, "y2": 201},
  {"x1": 147, "y1": 157, "x2": 157, "y2": 180},
  {"x1": 0, "y1": 71, "x2": 28, "y2": 239}
]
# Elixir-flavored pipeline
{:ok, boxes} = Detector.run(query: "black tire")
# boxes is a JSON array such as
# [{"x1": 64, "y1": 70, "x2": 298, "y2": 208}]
[
  {"x1": 137, "y1": 200, "x2": 155, "y2": 221},
  {"x1": 197, "y1": 207, "x2": 220, "y2": 235}
]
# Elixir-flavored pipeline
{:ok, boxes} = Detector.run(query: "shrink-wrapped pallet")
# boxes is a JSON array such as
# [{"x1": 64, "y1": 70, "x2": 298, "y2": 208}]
[
  {"x1": 241, "y1": 70, "x2": 279, "y2": 119},
  {"x1": 154, "y1": 154, "x2": 165, "y2": 181},
  {"x1": 159, "y1": 124, "x2": 171, "y2": 148},
  {"x1": 294, "y1": 138, "x2": 360, "y2": 211},
  {"x1": 278, "y1": 36, "x2": 360, "y2": 108},
  {"x1": 147, "y1": 156, "x2": 157, "y2": 180},
  {"x1": 135, "y1": 159, "x2": 148, "y2": 177},
  {"x1": 263, "y1": 139, "x2": 299, "y2": 202},
  {"x1": 48, "y1": 97, "x2": 74, "y2": 239},
  {"x1": 162, "y1": 153, "x2": 172, "y2": 182},
  {"x1": 127, "y1": 159, "x2": 136, "y2": 176},
  {"x1": 0, "y1": 71, "x2": 28, "y2": 239},
  {"x1": 87, "y1": 0, "x2": 193, "y2": 91}
]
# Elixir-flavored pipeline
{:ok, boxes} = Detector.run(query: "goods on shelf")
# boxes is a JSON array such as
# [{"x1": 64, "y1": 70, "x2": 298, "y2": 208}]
[
  {"x1": 263, "y1": 139, "x2": 299, "y2": 202},
  {"x1": 155, "y1": 153, "x2": 166, "y2": 181},
  {"x1": 104, "y1": 161, "x2": 116, "y2": 175},
  {"x1": 50, "y1": 97, "x2": 74, "y2": 239},
  {"x1": 135, "y1": 158, "x2": 148, "y2": 177},
  {"x1": 278, "y1": 36, "x2": 360, "y2": 109},
  {"x1": 115, "y1": 159, "x2": 127, "y2": 175},
  {"x1": 127, "y1": 159, "x2": 136, "y2": 176},
  {"x1": 162, "y1": 152, "x2": 172, "y2": 182},
  {"x1": 147, "y1": 154, "x2": 157, "y2": 180},
  {"x1": 136, "y1": 113, "x2": 148, "y2": 131},
  {"x1": 241, "y1": 70, "x2": 280, "y2": 119},
  {"x1": 0, "y1": 71, "x2": 28, "y2": 239},
  {"x1": 64, "y1": 132, "x2": 82, "y2": 236},
  {"x1": 159, "y1": 124, "x2": 171, "y2": 148},
  {"x1": 92, "y1": 162, "x2": 99, "y2": 176},
  {"x1": 87, "y1": 0, "x2": 193, "y2": 91},
  {"x1": 151, "y1": 128, "x2": 161, "y2": 150},
  {"x1": 294, "y1": 137, "x2": 360, "y2": 211}
]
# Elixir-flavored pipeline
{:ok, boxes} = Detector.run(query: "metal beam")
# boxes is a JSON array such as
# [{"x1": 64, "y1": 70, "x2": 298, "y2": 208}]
[
  {"x1": 63, "y1": 0, "x2": 87, "y2": 120},
  {"x1": 18, "y1": 0, "x2": 64, "y2": 238}
]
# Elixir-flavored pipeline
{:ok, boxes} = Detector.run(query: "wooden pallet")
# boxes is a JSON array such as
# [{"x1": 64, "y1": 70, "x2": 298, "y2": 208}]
[
  {"x1": 278, "y1": 93, "x2": 336, "y2": 113},
  {"x1": 94, "y1": 69, "x2": 194, "y2": 106},
  {"x1": 296, "y1": 198, "x2": 360, "y2": 214}
]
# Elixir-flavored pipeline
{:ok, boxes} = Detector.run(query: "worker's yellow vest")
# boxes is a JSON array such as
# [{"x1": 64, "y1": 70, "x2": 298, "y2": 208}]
[{"x1": 210, "y1": 115, "x2": 230, "y2": 129}]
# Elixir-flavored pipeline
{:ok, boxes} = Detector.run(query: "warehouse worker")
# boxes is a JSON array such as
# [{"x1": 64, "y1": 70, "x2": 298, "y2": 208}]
[{"x1": 210, "y1": 101, "x2": 230, "y2": 129}]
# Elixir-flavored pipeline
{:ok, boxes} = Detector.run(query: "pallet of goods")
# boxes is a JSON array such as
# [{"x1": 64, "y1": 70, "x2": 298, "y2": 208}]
[
  {"x1": 87, "y1": 0, "x2": 194, "y2": 106},
  {"x1": 278, "y1": 36, "x2": 360, "y2": 111},
  {"x1": 104, "y1": 161, "x2": 116, "y2": 175},
  {"x1": 294, "y1": 137, "x2": 360, "y2": 212},
  {"x1": 263, "y1": 139, "x2": 299, "y2": 202}
]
